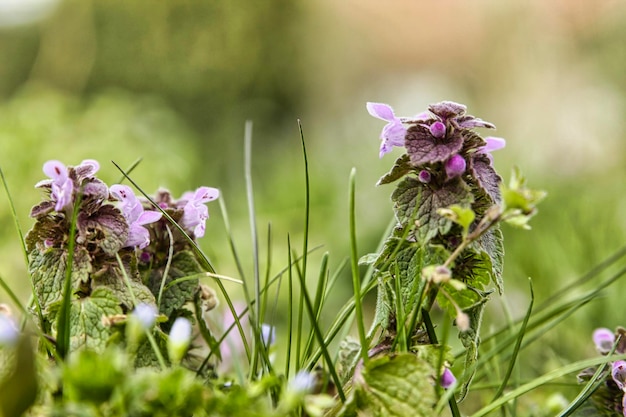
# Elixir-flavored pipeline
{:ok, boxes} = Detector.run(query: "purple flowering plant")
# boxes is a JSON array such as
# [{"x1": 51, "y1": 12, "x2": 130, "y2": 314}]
[
  {"x1": 25, "y1": 159, "x2": 220, "y2": 361},
  {"x1": 0, "y1": 101, "x2": 555, "y2": 416}
]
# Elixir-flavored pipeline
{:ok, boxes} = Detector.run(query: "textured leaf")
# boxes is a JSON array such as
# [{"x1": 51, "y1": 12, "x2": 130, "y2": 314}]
[
  {"x1": 377, "y1": 154, "x2": 413, "y2": 186},
  {"x1": 29, "y1": 200, "x2": 55, "y2": 218},
  {"x1": 428, "y1": 101, "x2": 466, "y2": 119},
  {"x1": 470, "y1": 153, "x2": 502, "y2": 205},
  {"x1": 391, "y1": 177, "x2": 472, "y2": 243},
  {"x1": 67, "y1": 288, "x2": 123, "y2": 352},
  {"x1": 25, "y1": 215, "x2": 66, "y2": 252},
  {"x1": 29, "y1": 247, "x2": 92, "y2": 311},
  {"x1": 348, "y1": 353, "x2": 437, "y2": 417},
  {"x1": 145, "y1": 250, "x2": 203, "y2": 318},
  {"x1": 78, "y1": 204, "x2": 128, "y2": 256},
  {"x1": 93, "y1": 264, "x2": 156, "y2": 311},
  {"x1": 477, "y1": 226, "x2": 505, "y2": 294},
  {"x1": 405, "y1": 125, "x2": 464, "y2": 166}
]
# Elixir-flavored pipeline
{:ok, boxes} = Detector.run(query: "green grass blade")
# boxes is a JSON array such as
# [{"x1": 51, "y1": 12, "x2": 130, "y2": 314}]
[
  {"x1": 244, "y1": 120, "x2": 262, "y2": 377},
  {"x1": 55, "y1": 194, "x2": 81, "y2": 359},
  {"x1": 285, "y1": 235, "x2": 294, "y2": 379},
  {"x1": 296, "y1": 253, "x2": 346, "y2": 402},
  {"x1": 470, "y1": 353, "x2": 626, "y2": 417},
  {"x1": 349, "y1": 168, "x2": 369, "y2": 366},
  {"x1": 115, "y1": 158, "x2": 143, "y2": 184},
  {"x1": 491, "y1": 279, "x2": 534, "y2": 402},
  {"x1": 0, "y1": 165, "x2": 45, "y2": 328},
  {"x1": 115, "y1": 253, "x2": 166, "y2": 370},
  {"x1": 303, "y1": 252, "x2": 329, "y2": 359}
]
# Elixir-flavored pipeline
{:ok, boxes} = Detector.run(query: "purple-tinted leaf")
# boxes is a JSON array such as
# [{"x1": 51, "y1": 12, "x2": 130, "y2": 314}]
[
  {"x1": 77, "y1": 205, "x2": 128, "y2": 256},
  {"x1": 428, "y1": 101, "x2": 466, "y2": 120},
  {"x1": 74, "y1": 159, "x2": 100, "y2": 179},
  {"x1": 30, "y1": 201, "x2": 55, "y2": 218},
  {"x1": 454, "y1": 116, "x2": 495, "y2": 130},
  {"x1": 405, "y1": 125, "x2": 464, "y2": 166},
  {"x1": 377, "y1": 154, "x2": 413, "y2": 186},
  {"x1": 25, "y1": 215, "x2": 65, "y2": 252},
  {"x1": 470, "y1": 153, "x2": 502, "y2": 204}
]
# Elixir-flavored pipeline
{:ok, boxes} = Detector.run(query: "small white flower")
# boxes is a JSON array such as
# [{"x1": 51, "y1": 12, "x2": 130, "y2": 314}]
[
  {"x1": 0, "y1": 314, "x2": 18, "y2": 347},
  {"x1": 261, "y1": 323, "x2": 275, "y2": 347},
  {"x1": 168, "y1": 317, "x2": 192, "y2": 364},
  {"x1": 289, "y1": 370, "x2": 316, "y2": 395},
  {"x1": 132, "y1": 303, "x2": 157, "y2": 330}
]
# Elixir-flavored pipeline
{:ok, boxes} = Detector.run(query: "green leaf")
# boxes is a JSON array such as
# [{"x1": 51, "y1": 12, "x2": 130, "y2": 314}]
[
  {"x1": 391, "y1": 177, "x2": 473, "y2": 243},
  {"x1": 93, "y1": 251, "x2": 156, "y2": 310},
  {"x1": 63, "y1": 348, "x2": 127, "y2": 404},
  {"x1": 437, "y1": 204, "x2": 475, "y2": 239},
  {"x1": 343, "y1": 353, "x2": 437, "y2": 417},
  {"x1": 65, "y1": 288, "x2": 123, "y2": 352},
  {"x1": 377, "y1": 154, "x2": 413, "y2": 186},
  {"x1": 29, "y1": 247, "x2": 92, "y2": 311},
  {"x1": 476, "y1": 226, "x2": 505, "y2": 294},
  {"x1": 145, "y1": 250, "x2": 203, "y2": 318}
]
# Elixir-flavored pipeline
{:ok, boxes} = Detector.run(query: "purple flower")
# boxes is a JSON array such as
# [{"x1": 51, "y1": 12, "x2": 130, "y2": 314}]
[
  {"x1": 261, "y1": 323, "x2": 276, "y2": 347},
  {"x1": 366, "y1": 102, "x2": 408, "y2": 158},
  {"x1": 441, "y1": 367, "x2": 456, "y2": 389},
  {"x1": 613, "y1": 361, "x2": 626, "y2": 391},
  {"x1": 179, "y1": 186, "x2": 219, "y2": 239},
  {"x1": 109, "y1": 184, "x2": 162, "y2": 249},
  {"x1": 445, "y1": 154, "x2": 467, "y2": 179},
  {"x1": 42, "y1": 160, "x2": 74, "y2": 211},
  {"x1": 593, "y1": 328, "x2": 615, "y2": 354},
  {"x1": 479, "y1": 136, "x2": 506, "y2": 163}
]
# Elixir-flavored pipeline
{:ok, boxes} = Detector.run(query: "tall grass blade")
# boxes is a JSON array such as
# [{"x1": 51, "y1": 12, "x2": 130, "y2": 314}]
[
  {"x1": 491, "y1": 279, "x2": 534, "y2": 402},
  {"x1": 55, "y1": 194, "x2": 81, "y2": 359}
]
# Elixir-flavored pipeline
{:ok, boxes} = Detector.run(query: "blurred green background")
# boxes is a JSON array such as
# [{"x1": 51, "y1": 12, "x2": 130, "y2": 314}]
[{"x1": 1, "y1": 0, "x2": 626, "y2": 411}]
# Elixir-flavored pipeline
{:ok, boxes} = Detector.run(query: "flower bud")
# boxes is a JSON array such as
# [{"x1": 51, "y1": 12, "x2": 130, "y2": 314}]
[
  {"x1": 0, "y1": 313, "x2": 18, "y2": 347},
  {"x1": 429, "y1": 121, "x2": 446, "y2": 138},
  {"x1": 441, "y1": 367, "x2": 456, "y2": 389},
  {"x1": 168, "y1": 317, "x2": 192, "y2": 364},
  {"x1": 445, "y1": 154, "x2": 466, "y2": 179},
  {"x1": 456, "y1": 312, "x2": 470, "y2": 332},
  {"x1": 592, "y1": 328, "x2": 615, "y2": 354},
  {"x1": 418, "y1": 170, "x2": 431, "y2": 184}
]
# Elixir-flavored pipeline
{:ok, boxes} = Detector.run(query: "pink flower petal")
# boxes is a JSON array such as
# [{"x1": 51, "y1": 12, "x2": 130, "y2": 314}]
[{"x1": 366, "y1": 102, "x2": 396, "y2": 121}]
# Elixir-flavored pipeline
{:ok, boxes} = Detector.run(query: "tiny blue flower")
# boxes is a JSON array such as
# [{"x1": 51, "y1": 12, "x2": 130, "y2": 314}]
[
  {"x1": 132, "y1": 303, "x2": 157, "y2": 330},
  {"x1": 0, "y1": 314, "x2": 18, "y2": 347}
]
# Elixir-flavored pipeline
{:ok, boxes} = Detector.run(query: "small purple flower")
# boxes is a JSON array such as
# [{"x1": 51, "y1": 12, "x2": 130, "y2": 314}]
[
  {"x1": 429, "y1": 121, "x2": 446, "y2": 138},
  {"x1": 445, "y1": 154, "x2": 467, "y2": 179},
  {"x1": 110, "y1": 184, "x2": 162, "y2": 249},
  {"x1": 441, "y1": 367, "x2": 456, "y2": 389},
  {"x1": 261, "y1": 324, "x2": 276, "y2": 347},
  {"x1": 42, "y1": 160, "x2": 74, "y2": 211},
  {"x1": 179, "y1": 186, "x2": 219, "y2": 239},
  {"x1": 593, "y1": 328, "x2": 615, "y2": 354},
  {"x1": 366, "y1": 102, "x2": 407, "y2": 158},
  {"x1": 614, "y1": 361, "x2": 626, "y2": 391},
  {"x1": 479, "y1": 136, "x2": 506, "y2": 163}
]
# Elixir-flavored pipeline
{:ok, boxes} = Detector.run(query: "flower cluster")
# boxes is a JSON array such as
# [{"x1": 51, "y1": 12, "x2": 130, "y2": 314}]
[
  {"x1": 26, "y1": 159, "x2": 220, "y2": 359},
  {"x1": 578, "y1": 327, "x2": 626, "y2": 415}
]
